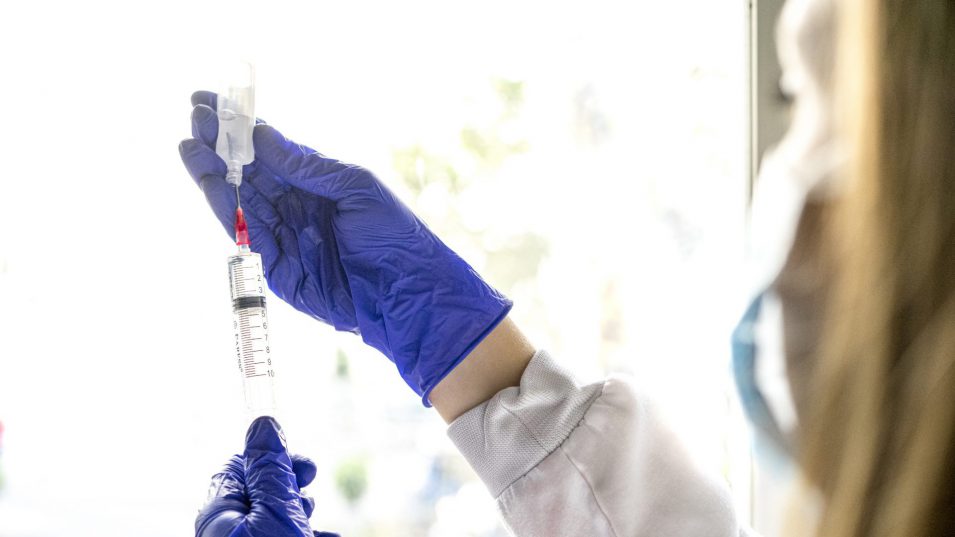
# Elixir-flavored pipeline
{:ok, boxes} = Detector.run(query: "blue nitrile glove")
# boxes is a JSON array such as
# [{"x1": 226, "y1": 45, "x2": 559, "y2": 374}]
[
  {"x1": 196, "y1": 417, "x2": 340, "y2": 537},
  {"x1": 179, "y1": 91, "x2": 512, "y2": 405}
]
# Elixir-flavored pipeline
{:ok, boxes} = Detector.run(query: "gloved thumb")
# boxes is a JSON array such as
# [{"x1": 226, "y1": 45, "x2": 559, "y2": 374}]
[{"x1": 243, "y1": 417, "x2": 313, "y2": 535}]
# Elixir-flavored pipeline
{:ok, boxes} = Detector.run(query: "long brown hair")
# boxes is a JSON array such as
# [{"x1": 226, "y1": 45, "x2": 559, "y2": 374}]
[{"x1": 798, "y1": 0, "x2": 955, "y2": 535}]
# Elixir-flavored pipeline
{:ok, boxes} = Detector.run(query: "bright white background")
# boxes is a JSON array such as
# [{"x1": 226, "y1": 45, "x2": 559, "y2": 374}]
[{"x1": 0, "y1": 1, "x2": 750, "y2": 535}]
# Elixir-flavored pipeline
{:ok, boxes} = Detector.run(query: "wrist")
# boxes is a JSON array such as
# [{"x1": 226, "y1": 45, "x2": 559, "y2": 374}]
[{"x1": 428, "y1": 316, "x2": 536, "y2": 423}]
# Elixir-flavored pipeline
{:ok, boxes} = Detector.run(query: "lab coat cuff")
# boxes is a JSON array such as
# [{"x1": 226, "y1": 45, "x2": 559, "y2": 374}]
[{"x1": 446, "y1": 349, "x2": 603, "y2": 498}]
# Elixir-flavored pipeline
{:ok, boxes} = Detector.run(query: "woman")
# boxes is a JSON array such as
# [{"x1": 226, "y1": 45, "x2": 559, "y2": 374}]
[{"x1": 181, "y1": 0, "x2": 955, "y2": 534}]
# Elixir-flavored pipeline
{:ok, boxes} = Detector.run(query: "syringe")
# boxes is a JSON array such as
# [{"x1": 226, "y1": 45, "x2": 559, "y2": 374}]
[
  {"x1": 216, "y1": 62, "x2": 277, "y2": 419},
  {"x1": 227, "y1": 208, "x2": 277, "y2": 418}
]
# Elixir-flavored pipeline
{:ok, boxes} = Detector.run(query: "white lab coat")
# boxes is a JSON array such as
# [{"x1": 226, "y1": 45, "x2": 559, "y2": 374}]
[{"x1": 447, "y1": 350, "x2": 752, "y2": 537}]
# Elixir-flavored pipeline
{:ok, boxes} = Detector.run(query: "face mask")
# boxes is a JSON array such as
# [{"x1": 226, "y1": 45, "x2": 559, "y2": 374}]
[
  {"x1": 738, "y1": 0, "x2": 844, "y2": 459},
  {"x1": 731, "y1": 2, "x2": 840, "y2": 530},
  {"x1": 731, "y1": 291, "x2": 798, "y2": 457},
  {"x1": 733, "y1": 290, "x2": 828, "y2": 533},
  {"x1": 737, "y1": 104, "x2": 843, "y2": 466}
]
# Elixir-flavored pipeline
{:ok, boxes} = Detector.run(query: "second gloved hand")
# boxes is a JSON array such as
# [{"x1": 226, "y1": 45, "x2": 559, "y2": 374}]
[
  {"x1": 179, "y1": 92, "x2": 512, "y2": 404},
  {"x1": 196, "y1": 417, "x2": 339, "y2": 537}
]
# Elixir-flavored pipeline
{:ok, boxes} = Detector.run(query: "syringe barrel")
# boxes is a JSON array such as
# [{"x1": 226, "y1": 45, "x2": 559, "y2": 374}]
[{"x1": 227, "y1": 251, "x2": 277, "y2": 419}]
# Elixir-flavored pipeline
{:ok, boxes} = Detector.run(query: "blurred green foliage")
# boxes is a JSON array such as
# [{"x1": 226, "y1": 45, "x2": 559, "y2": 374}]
[
  {"x1": 335, "y1": 348, "x2": 349, "y2": 379},
  {"x1": 459, "y1": 126, "x2": 529, "y2": 168},
  {"x1": 335, "y1": 457, "x2": 369, "y2": 505},
  {"x1": 484, "y1": 234, "x2": 549, "y2": 287},
  {"x1": 494, "y1": 79, "x2": 523, "y2": 108},
  {"x1": 392, "y1": 145, "x2": 461, "y2": 195},
  {"x1": 391, "y1": 79, "x2": 547, "y2": 293}
]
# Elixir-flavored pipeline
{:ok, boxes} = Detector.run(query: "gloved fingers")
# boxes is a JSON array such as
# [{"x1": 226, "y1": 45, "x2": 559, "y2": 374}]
[
  {"x1": 252, "y1": 124, "x2": 358, "y2": 201},
  {"x1": 195, "y1": 501, "x2": 247, "y2": 537},
  {"x1": 195, "y1": 455, "x2": 249, "y2": 537},
  {"x1": 192, "y1": 104, "x2": 218, "y2": 148},
  {"x1": 241, "y1": 186, "x2": 300, "y2": 268},
  {"x1": 203, "y1": 454, "x2": 246, "y2": 505},
  {"x1": 314, "y1": 532, "x2": 342, "y2": 537},
  {"x1": 244, "y1": 183, "x2": 309, "y2": 267},
  {"x1": 174, "y1": 157, "x2": 305, "y2": 318},
  {"x1": 215, "y1": 454, "x2": 247, "y2": 486},
  {"x1": 238, "y1": 191, "x2": 311, "y2": 315},
  {"x1": 179, "y1": 140, "x2": 284, "y2": 249},
  {"x1": 244, "y1": 163, "x2": 295, "y2": 207},
  {"x1": 191, "y1": 89, "x2": 266, "y2": 125},
  {"x1": 290, "y1": 454, "x2": 318, "y2": 488},
  {"x1": 300, "y1": 492, "x2": 316, "y2": 518},
  {"x1": 179, "y1": 138, "x2": 235, "y2": 233},
  {"x1": 243, "y1": 417, "x2": 313, "y2": 533},
  {"x1": 180, "y1": 138, "x2": 227, "y2": 185},
  {"x1": 191, "y1": 90, "x2": 217, "y2": 109},
  {"x1": 191, "y1": 96, "x2": 285, "y2": 208},
  {"x1": 288, "y1": 445, "x2": 318, "y2": 521}
]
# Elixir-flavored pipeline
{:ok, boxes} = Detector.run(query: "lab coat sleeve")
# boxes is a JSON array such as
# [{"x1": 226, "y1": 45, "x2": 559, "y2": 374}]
[{"x1": 447, "y1": 350, "x2": 746, "y2": 537}]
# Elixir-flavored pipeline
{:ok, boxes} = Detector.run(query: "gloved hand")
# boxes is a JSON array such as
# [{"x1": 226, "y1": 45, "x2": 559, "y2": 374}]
[
  {"x1": 179, "y1": 91, "x2": 512, "y2": 404},
  {"x1": 196, "y1": 417, "x2": 339, "y2": 537}
]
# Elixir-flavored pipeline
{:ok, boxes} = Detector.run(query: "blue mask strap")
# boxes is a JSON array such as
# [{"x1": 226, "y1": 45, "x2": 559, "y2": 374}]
[{"x1": 731, "y1": 293, "x2": 792, "y2": 453}]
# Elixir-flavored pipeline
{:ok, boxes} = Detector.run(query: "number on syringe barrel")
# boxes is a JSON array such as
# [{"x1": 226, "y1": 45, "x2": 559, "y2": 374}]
[{"x1": 233, "y1": 323, "x2": 241, "y2": 373}]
